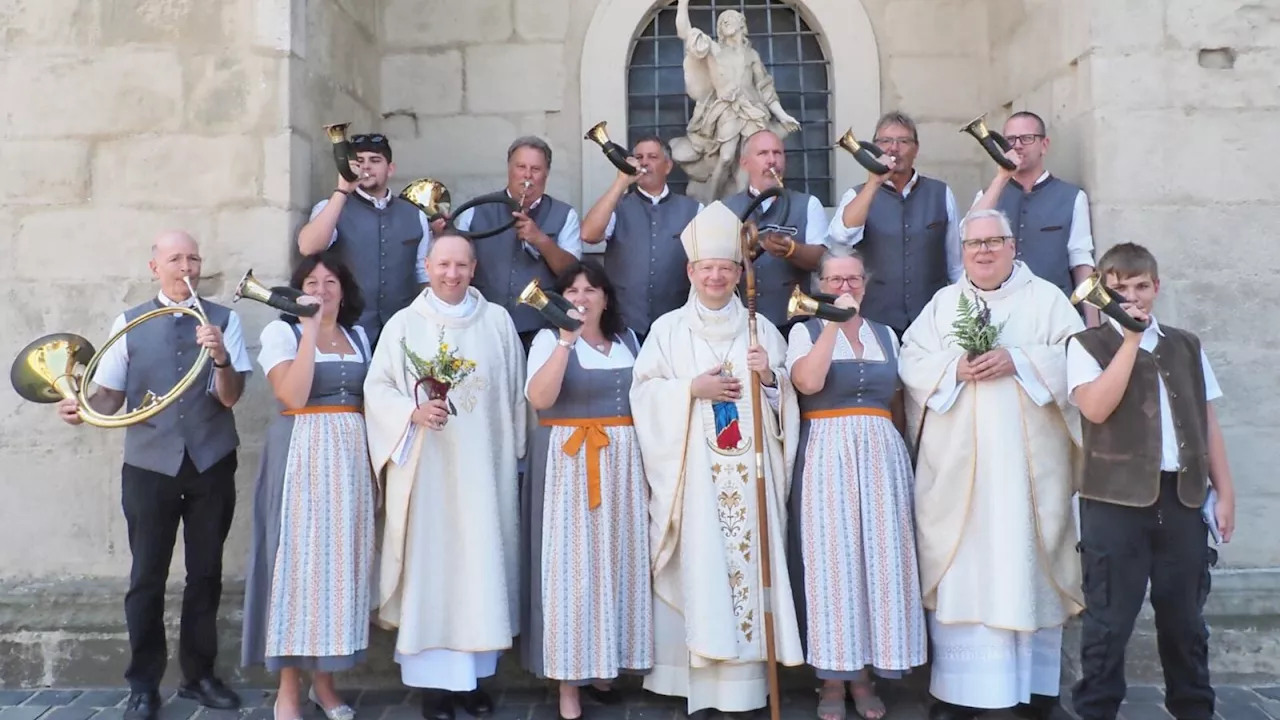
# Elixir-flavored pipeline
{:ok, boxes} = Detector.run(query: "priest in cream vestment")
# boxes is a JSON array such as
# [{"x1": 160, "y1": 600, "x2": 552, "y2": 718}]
[
  {"x1": 631, "y1": 201, "x2": 805, "y2": 716},
  {"x1": 364, "y1": 234, "x2": 527, "y2": 719},
  {"x1": 898, "y1": 209, "x2": 1084, "y2": 720}
]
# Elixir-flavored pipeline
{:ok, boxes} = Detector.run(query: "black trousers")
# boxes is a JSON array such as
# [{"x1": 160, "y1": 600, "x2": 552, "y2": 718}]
[
  {"x1": 121, "y1": 451, "x2": 238, "y2": 693},
  {"x1": 1072, "y1": 473, "x2": 1217, "y2": 720}
]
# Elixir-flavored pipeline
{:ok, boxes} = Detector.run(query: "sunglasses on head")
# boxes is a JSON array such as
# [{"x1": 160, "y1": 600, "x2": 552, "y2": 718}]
[{"x1": 351, "y1": 134, "x2": 388, "y2": 146}]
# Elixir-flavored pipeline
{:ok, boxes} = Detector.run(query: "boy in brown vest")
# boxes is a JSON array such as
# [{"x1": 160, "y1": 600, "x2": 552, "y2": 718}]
[{"x1": 1064, "y1": 243, "x2": 1236, "y2": 720}]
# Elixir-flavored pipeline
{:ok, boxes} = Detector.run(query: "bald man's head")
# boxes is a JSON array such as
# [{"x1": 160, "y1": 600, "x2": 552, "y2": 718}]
[
  {"x1": 148, "y1": 230, "x2": 203, "y2": 300},
  {"x1": 740, "y1": 129, "x2": 786, "y2": 187},
  {"x1": 425, "y1": 233, "x2": 476, "y2": 304}
]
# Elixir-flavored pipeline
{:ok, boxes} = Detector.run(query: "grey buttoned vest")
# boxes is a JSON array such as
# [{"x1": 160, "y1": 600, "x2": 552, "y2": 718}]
[
  {"x1": 332, "y1": 194, "x2": 424, "y2": 348},
  {"x1": 471, "y1": 193, "x2": 572, "y2": 334},
  {"x1": 603, "y1": 190, "x2": 701, "y2": 336},
  {"x1": 853, "y1": 176, "x2": 950, "y2": 334},
  {"x1": 121, "y1": 299, "x2": 240, "y2": 477},
  {"x1": 994, "y1": 175, "x2": 1082, "y2": 295},
  {"x1": 722, "y1": 188, "x2": 812, "y2": 328}
]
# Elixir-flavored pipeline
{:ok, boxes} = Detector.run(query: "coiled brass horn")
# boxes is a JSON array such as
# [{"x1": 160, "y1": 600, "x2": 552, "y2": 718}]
[
  {"x1": 234, "y1": 269, "x2": 320, "y2": 317},
  {"x1": 585, "y1": 121, "x2": 641, "y2": 176},
  {"x1": 835, "y1": 128, "x2": 890, "y2": 176},
  {"x1": 1070, "y1": 273, "x2": 1150, "y2": 333},
  {"x1": 399, "y1": 178, "x2": 521, "y2": 241},
  {"x1": 960, "y1": 114, "x2": 1018, "y2": 171},
  {"x1": 517, "y1": 279, "x2": 583, "y2": 332},
  {"x1": 9, "y1": 277, "x2": 213, "y2": 428},
  {"x1": 324, "y1": 122, "x2": 361, "y2": 182},
  {"x1": 786, "y1": 286, "x2": 857, "y2": 323}
]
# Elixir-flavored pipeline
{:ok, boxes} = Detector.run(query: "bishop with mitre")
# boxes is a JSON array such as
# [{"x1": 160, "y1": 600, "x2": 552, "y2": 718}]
[
  {"x1": 898, "y1": 208, "x2": 1084, "y2": 720},
  {"x1": 631, "y1": 201, "x2": 804, "y2": 717},
  {"x1": 364, "y1": 234, "x2": 528, "y2": 720}
]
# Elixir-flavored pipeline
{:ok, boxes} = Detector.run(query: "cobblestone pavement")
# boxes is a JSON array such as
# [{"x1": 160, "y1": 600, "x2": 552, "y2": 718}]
[{"x1": 1, "y1": 685, "x2": 1278, "y2": 720}]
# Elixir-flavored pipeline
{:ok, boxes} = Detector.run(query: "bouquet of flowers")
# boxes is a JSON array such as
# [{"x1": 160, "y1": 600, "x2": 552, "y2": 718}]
[
  {"x1": 948, "y1": 292, "x2": 1004, "y2": 360},
  {"x1": 401, "y1": 330, "x2": 478, "y2": 414}
]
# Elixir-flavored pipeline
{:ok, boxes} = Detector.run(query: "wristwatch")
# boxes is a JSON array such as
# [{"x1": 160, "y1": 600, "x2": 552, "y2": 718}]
[
  {"x1": 213, "y1": 358, "x2": 231, "y2": 368},
  {"x1": 556, "y1": 338, "x2": 573, "y2": 349}
]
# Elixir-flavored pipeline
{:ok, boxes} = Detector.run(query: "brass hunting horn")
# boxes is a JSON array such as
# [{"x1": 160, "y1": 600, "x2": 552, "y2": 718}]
[
  {"x1": 399, "y1": 179, "x2": 521, "y2": 241},
  {"x1": 233, "y1": 269, "x2": 320, "y2": 317},
  {"x1": 786, "y1": 286, "x2": 857, "y2": 323},
  {"x1": 584, "y1": 121, "x2": 641, "y2": 176},
  {"x1": 9, "y1": 277, "x2": 213, "y2": 428},
  {"x1": 517, "y1": 279, "x2": 583, "y2": 332},
  {"x1": 835, "y1": 127, "x2": 891, "y2": 176},
  {"x1": 1070, "y1": 273, "x2": 1150, "y2": 333},
  {"x1": 324, "y1": 122, "x2": 362, "y2": 182},
  {"x1": 960, "y1": 114, "x2": 1018, "y2": 171}
]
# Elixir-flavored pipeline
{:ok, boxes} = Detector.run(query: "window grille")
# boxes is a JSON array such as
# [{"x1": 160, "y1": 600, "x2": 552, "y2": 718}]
[{"x1": 626, "y1": 0, "x2": 833, "y2": 206}]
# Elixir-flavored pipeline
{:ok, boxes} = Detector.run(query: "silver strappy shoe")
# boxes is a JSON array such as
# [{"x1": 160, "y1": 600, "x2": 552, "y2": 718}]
[{"x1": 308, "y1": 686, "x2": 356, "y2": 720}]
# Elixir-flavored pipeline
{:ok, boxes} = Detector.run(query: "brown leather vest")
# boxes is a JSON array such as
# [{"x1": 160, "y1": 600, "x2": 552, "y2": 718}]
[{"x1": 1072, "y1": 324, "x2": 1210, "y2": 508}]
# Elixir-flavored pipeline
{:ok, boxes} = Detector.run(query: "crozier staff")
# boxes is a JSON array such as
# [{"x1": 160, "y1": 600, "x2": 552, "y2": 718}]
[{"x1": 56, "y1": 231, "x2": 251, "y2": 720}]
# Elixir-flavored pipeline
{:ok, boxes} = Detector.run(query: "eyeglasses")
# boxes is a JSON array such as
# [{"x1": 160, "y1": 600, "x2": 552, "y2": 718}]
[
  {"x1": 1006, "y1": 134, "x2": 1043, "y2": 146},
  {"x1": 822, "y1": 275, "x2": 865, "y2": 287},
  {"x1": 351, "y1": 134, "x2": 388, "y2": 146},
  {"x1": 962, "y1": 236, "x2": 1012, "y2": 251},
  {"x1": 873, "y1": 137, "x2": 916, "y2": 147}
]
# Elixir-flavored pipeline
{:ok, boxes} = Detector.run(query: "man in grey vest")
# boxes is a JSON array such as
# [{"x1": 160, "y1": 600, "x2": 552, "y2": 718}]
[
  {"x1": 55, "y1": 231, "x2": 253, "y2": 720},
  {"x1": 455, "y1": 136, "x2": 583, "y2": 351},
  {"x1": 970, "y1": 111, "x2": 1099, "y2": 325},
  {"x1": 298, "y1": 132, "x2": 437, "y2": 348},
  {"x1": 828, "y1": 111, "x2": 961, "y2": 339},
  {"x1": 581, "y1": 135, "x2": 703, "y2": 342},
  {"x1": 721, "y1": 129, "x2": 828, "y2": 332}
]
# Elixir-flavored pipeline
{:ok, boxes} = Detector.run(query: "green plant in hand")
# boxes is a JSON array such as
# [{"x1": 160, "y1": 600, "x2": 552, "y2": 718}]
[{"x1": 948, "y1": 292, "x2": 1004, "y2": 360}]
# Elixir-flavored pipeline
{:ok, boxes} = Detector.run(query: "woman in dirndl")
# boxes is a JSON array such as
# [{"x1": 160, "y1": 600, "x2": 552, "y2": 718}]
[
  {"x1": 521, "y1": 260, "x2": 653, "y2": 720},
  {"x1": 241, "y1": 251, "x2": 375, "y2": 720},
  {"x1": 785, "y1": 247, "x2": 928, "y2": 720}
]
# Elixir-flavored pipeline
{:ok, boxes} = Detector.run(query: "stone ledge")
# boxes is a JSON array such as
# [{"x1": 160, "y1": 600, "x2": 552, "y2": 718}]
[{"x1": 2, "y1": 572, "x2": 1278, "y2": 689}]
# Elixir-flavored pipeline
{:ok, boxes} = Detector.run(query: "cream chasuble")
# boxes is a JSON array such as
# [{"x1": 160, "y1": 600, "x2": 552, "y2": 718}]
[
  {"x1": 900, "y1": 263, "x2": 1084, "y2": 630},
  {"x1": 631, "y1": 294, "x2": 805, "y2": 713},
  {"x1": 364, "y1": 288, "x2": 527, "y2": 682}
]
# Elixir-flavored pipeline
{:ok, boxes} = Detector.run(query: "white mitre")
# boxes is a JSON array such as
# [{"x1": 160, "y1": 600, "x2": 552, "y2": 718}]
[{"x1": 680, "y1": 200, "x2": 743, "y2": 264}]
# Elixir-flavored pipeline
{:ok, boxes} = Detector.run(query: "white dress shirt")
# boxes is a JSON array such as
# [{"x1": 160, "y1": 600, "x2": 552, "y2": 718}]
[
  {"x1": 257, "y1": 320, "x2": 371, "y2": 375},
  {"x1": 1066, "y1": 316, "x2": 1223, "y2": 471},
  {"x1": 745, "y1": 186, "x2": 829, "y2": 248},
  {"x1": 602, "y1": 184, "x2": 705, "y2": 239},
  {"x1": 524, "y1": 328, "x2": 639, "y2": 398},
  {"x1": 455, "y1": 191, "x2": 583, "y2": 261},
  {"x1": 826, "y1": 171, "x2": 963, "y2": 282},
  {"x1": 784, "y1": 319, "x2": 900, "y2": 374},
  {"x1": 310, "y1": 187, "x2": 435, "y2": 284},
  {"x1": 972, "y1": 171, "x2": 1095, "y2": 270},
  {"x1": 93, "y1": 291, "x2": 254, "y2": 393}
]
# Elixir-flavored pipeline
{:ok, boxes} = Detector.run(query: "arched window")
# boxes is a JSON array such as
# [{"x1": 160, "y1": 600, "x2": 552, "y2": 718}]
[{"x1": 626, "y1": 0, "x2": 833, "y2": 206}]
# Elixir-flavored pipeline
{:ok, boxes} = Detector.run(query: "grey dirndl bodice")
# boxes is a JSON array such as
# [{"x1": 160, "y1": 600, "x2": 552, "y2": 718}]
[
  {"x1": 795, "y1": 318, "x2": 899, "y2": 415},
  {"x1": 538, "y1": 331, "x2": 641, "y2": 420},
  {"x1": 284, "y1": 324, "x2": 368, "y2": 410}
]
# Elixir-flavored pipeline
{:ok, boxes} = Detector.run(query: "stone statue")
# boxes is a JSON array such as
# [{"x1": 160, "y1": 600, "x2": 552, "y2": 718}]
[{"x1": 668, "y1": 0, "x2": 801, "y2": 204}]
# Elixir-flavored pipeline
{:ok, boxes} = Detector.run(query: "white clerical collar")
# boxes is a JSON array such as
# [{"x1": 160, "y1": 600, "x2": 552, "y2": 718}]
[
  {"x1": 158, "y1": 290, "x2": 198, "y2": 309},
  {"x1": 427, "y1": 288, "x2": 477, "y2": 317},
  {"x1": 636, "y1": 184, "x2": 670, "y2": 204},
  {"x1": 357, "y1": 186, "x2": 392, "y2": 209},
  {"x1": 695, "y1": 296, "x2": 736, "y2": 322},
  {"x1": 1105, "y1": 313, "x2": 1165, "y2": 340}
]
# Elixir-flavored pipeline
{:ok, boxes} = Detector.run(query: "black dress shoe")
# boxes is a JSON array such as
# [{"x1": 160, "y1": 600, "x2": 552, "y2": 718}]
[
  {"x1": 123, "y1": 691, "x2": 159, "y2": 720},
  {"x1": 177, "y1": 677, "x2": 241, "y2": 710},
  {"x1": 421, "y1": 690, "x2": 455, "y2": 720},
  {"x1": 458, "y1": 689, "x2": 494, "y2": 717},
  {"x1": 929, "y1": 701, "x2": 982, "y2": 720},
  {"x1": 580, "y1": 686, "x2": 622, "y2": 705}
]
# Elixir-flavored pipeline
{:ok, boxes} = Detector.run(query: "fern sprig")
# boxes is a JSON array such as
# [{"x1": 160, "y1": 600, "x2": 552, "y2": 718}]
[{"x1": 947, "y1": 292, "x2": 1004, "y2": 358}]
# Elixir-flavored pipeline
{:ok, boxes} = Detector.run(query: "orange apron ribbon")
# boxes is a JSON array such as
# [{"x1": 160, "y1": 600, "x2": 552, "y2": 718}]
[
  {"x1": 540, "y1": 416, "x2": 633, "y2": 511},
  {"x1": 282, "y1": 405, "x2": 362, "y2": 416},
  {"x1": 800, "y1": 407, "x2": 892, "y2": 421}
]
